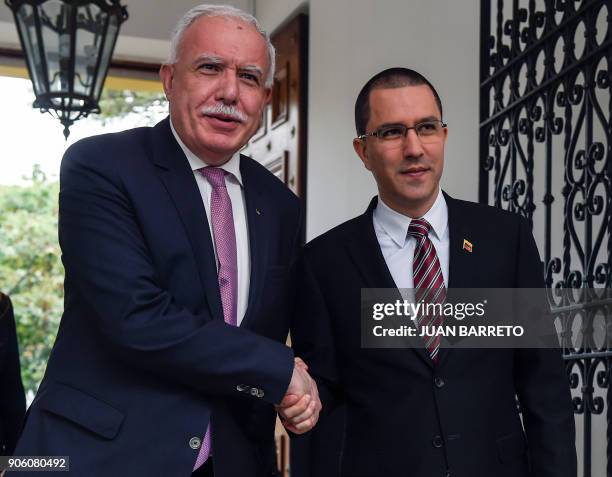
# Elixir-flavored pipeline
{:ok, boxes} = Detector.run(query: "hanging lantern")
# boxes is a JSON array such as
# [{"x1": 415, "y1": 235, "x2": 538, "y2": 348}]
[{"x1": 5, "y1": 0, "x2": 128, "y2": 138}]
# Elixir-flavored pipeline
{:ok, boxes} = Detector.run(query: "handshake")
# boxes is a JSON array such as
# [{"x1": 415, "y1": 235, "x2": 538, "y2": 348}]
[{"x1": 275, "y1": 357, "x2": 322, "y2": 434}]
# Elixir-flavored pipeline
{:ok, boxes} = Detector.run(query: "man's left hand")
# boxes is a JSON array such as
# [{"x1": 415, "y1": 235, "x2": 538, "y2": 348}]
[{"x1": 275, "y1": 357, "x2": 322, "y2": 434}]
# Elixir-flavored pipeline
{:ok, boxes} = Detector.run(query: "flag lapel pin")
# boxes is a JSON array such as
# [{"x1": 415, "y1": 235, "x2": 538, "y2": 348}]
[{"x1": 463, "y1": 239, "x2": 473, "y2": 253}]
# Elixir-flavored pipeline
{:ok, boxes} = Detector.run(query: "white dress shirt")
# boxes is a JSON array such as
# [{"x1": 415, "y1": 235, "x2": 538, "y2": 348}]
[
  {"x1": 373, "y1": 190, "x2": 450, "y2": 290},
  {"x1": 170, "y1": 120, "x2": 250, "y2": 326}
]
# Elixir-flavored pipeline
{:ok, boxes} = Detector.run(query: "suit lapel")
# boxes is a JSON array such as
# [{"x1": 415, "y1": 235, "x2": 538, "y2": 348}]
[
  {"x1": 238, "y1": 156, "x2": 268, "y2": 329},
  {"x1": 437, "y1": 192, "x2": 477, "y2": 367},
  {"x1": 346, "y1": 198, "x2": 397, "y2": 290},
  {"x1": 347, "y1": 197, "x2": 434, "y2": 368},
  {"x1": 445, "y1": 192, "x2": 477, "y2": 289},
  {"x1": 150, "y1": 118, "x2": 224, "y2": 321}
]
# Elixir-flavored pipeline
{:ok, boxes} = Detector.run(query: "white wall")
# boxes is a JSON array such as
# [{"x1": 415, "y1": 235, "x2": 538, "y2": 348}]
[
  {"x1": 255, "y1": 0, "x2": 306, "y2": 34},
  {"x1": 303, "y1": 0, "x2": 480, "y2": 240}
]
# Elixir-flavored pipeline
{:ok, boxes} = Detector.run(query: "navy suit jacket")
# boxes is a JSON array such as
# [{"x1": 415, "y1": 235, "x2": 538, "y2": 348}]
[
  {"x1": 291, "y1": 195, "x2": 577, "y2": 477},
  {"x1": 14, "y1": 118, "x2": 301, "y2": 477}
]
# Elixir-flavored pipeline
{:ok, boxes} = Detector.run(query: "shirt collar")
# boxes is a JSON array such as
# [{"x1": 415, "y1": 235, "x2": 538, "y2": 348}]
[
  {"x1": 374, "y1": 189, "x2": 448, "y2": 247},
  {"x1": 170, "y1": 117, "x2": 243, "y2": 186}
]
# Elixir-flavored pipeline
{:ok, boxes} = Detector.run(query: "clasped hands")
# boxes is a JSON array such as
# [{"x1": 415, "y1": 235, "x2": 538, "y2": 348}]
[{"x1": 275, "y1": 357, "x2": 322, "y2": 434}]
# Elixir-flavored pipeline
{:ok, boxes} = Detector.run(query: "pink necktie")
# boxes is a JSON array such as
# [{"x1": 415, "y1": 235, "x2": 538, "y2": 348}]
[
  {"x1": 408, "y1": 218, "x2": 446, "y2": 363},
  {"x1": 194, "y1": 167, "x2": 238, "y2": 469}
]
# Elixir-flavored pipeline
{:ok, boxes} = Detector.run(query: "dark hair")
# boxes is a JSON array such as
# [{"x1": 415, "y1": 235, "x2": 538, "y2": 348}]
[{"x1": 354, "y1": 67, "x2": 443, "y2": 136}]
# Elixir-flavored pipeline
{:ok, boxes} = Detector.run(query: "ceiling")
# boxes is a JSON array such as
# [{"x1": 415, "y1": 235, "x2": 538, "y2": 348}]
[{"x1": 0, "y1": 0, "x2": 253, "y2": 41}]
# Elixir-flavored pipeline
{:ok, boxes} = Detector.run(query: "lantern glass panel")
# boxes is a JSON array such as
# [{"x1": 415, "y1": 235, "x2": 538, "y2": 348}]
[
  {"x1": 93, "y1": 14, "x2": 118, "y2": 102},
  {"x1": 16, "y1": 3, "x2": 47, "y2": 95},
  {"x1": 74, "y1": 4, "x2": 103, "y2": 97},
  {"x1": 40, "y1": 0, "x2": 68, "y2": 93}
]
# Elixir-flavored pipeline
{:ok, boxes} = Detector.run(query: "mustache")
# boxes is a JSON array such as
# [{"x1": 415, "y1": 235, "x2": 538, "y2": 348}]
[{"x1": 200, "y1": 104, "x2": 247, "y2": 123}]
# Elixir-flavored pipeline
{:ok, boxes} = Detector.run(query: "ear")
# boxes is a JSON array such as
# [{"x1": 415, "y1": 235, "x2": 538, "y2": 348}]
[
  {"x1": 263, "y1": 86, "x2": 272, "y2": 104},
  {"x1": 442, "y1": 124, "x2": 448, "y2": 144},
  {"x1": 353, "y1": 138, "x2": 372, "y2": 171},
  {"x1": 159, "y1": 64, "x2": 174, "y2": 100}
]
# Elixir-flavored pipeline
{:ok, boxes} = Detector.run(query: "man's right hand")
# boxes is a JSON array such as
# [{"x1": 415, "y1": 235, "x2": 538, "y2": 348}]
[{"x1": 275, "y1": 357, "x2": 322, "y2": 434}]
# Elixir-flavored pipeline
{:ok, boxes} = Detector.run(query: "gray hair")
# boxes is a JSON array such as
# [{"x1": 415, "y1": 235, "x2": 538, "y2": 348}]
[{"x1": 167, "y1": 4, "x2": 276, "y2": 88}]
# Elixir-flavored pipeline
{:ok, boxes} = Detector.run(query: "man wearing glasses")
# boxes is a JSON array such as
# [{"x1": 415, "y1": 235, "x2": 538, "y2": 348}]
[{"x1": 282, "y1": 68, "x2": 576, "y2": 476}]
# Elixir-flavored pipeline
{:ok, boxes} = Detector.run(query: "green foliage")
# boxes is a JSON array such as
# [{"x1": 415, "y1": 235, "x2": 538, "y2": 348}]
[
  {"x1": 0, "y1": 89, "x2": 166, "y2": 397},
  {"x1": 0, "y1": 165, "x2": 63, "y2": 396},
  {"x1": 96, "y1": 89, "x2": 168, "y2": 126}
]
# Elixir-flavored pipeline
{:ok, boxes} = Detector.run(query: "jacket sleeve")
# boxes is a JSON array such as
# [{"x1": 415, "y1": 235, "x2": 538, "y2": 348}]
[
  {"x1": 58, "y1": 141, "x2": 294, "y2": 405},
  {"x1": 512, "y1": 216, "x2": 577, "y2": 477},
  {"x1": 0, "y1": 295, "x2": 26, "y2": 456}
]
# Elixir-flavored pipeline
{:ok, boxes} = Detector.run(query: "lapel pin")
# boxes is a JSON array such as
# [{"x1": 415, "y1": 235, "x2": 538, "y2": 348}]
[
  {"x1": 462, "y1": 239, "x2": 473, "y2": 253},
  {"x1": 256, "y1": 208, "x2": 261, "y2": 216}
]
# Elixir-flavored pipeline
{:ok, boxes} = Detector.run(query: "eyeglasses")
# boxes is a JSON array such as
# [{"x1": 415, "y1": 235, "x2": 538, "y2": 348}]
[{"x1": 357, "y1": 120, "x2": 447, "y2": 144}]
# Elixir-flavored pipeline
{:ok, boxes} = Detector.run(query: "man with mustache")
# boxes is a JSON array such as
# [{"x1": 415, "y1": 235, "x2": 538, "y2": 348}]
[
  {"x1": 284, "y1": 68, "x2": 576, "y2": 476},
  {"x1": 13, "y1": 4, "x2": 320, "y2": 477}
]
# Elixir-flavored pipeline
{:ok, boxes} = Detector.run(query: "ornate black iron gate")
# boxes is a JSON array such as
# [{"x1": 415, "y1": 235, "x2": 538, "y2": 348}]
[{"x1": 480, "y1": 1, "x2": 612, "y2": 475}]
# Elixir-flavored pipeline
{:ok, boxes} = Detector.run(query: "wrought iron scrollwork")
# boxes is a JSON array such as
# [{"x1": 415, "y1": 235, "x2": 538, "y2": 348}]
[{"x1": 481, "y1": 0, "x2": 612, "y2": 475}]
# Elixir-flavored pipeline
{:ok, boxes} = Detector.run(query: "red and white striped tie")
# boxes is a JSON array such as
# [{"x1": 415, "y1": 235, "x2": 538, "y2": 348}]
[{"x1": 408, "y1": 218, "x2": 446, "y2": 363}]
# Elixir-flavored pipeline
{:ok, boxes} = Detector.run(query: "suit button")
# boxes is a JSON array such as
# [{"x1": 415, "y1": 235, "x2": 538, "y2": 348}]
[
  {"x1": 236, "y1": 384, "x2": 249, "y2": 392},
  {"x1": 434, "y1": 377, "x2": 445, "y2": 388},
  {"x1": 432, "y1": 435, "x2": 444, "y2": 448},
  {"x1": 189, "y1": 437, "x2": 202, "y2": 449}
]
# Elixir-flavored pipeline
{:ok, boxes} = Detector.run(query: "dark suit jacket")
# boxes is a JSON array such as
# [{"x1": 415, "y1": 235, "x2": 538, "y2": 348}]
[
  {"x1": 0, "y1": 294, "x2": 26, "y2": 456},
  {"x1": 14, "y1": 118, "x2": 301, "y2": 477},
  {"x1": 291, "y1": 194, "x2": 576, "y2": 477}
]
